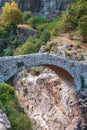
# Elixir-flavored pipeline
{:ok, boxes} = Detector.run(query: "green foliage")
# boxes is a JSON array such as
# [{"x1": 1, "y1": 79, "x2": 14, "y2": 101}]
[
  {"x1": 0, "y1": 38, "x2": 10, "y2": 56},
  {"x1": 1, "y1": 0, "x2": 87, "y2": 57},
  {"x1": 27, "y1": 16, "x2": 47, "y2": 28},
  {"x1": 11, "y1": 36, "x2": 22, "y2": 48},
  {"x1": 62, "y1": 0, "x2": 87, "y2": 42},
  {"x1": 45, "y1": 43, "x2": 54, "y2": 52},
  {"x1": 1, "y1": 2, "x2": 22, "y2": 27},
  {"x1": 14, "y1": 41, "x2": 37, "y2": 55},
  {"x1": 0, "y1": 12, "x2": 62, "y2": 57},
  {"x1": 0, "y1": 27, "x2": 9, "y2": 38},
  {"x1": 0, "y1": 2, "x2": 23, "y2": 56},
  {"x1": 3, "y1": 47, "x2": 13, "y2": 56},
  {"x1": 78, "y1": 15, "x2": 87, "y2": 42},
  {"x1": 14, "y1": 32, "x2": 51, "y2": 55},
  {"x1": 22, "y1": 11, "x2": 32, "y2": 23},
  {"x1": 0, "y1": 36, "x2": 22, "y2": 56},
  {"x1": 31, "y1": 67, "x2": 42, "y2": 76},
  {"x1": 0, "y1": 83, "x2": 14, "y2": 103},
  {"x1": 0, "y1": 83, "x2": 33, "y2": 130},
  {"x1": 40, "y1": 30, "x2": 50, "y2": 43},
  {"x1": 36, "y1": 17, "x2": 62, "y2": 36}
]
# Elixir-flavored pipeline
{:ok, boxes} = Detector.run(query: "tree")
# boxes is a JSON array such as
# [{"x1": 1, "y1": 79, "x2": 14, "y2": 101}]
[
  {"x1": 62, "y1": 0, "x2": 87, "y2": 42},
  {"x1": 1, "y1": 2, "x2": 22, "y2": 27}
]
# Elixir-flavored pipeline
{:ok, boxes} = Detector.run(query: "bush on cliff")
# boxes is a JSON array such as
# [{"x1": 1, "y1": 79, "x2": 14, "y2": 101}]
[
  {"x1": 62, "y1": 0, "x2": 87, "y2": 42},
  {"x1": 40, "y1": 30, "x2": 50, "y2": 43},
  {"x1": 78, "y1": 15, "x2": 87, "y2": 42},
  {"x1": 22, "y1": 11, "x2": 32, "y2": 23},
  {"x1": 14, "y1": 41, "x2": 37, "y2": 55},
  {"x1": 27, "y1": 16, "x2": 47, "y2": 28},
  {"x1": 0, "y1": 83, "x2": 33, "y2": 130}
]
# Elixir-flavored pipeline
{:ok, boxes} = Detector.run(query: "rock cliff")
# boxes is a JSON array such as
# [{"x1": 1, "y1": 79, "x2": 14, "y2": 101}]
[
  {"x1": 15, "y1": 67, "x2": 87, "y2": 130},
  {"x1": 0, "y1": 0, "x2": 73, "y2": 18},
  {"x1": 0, "y1": 109, "x2": 11, "y2": 130}
]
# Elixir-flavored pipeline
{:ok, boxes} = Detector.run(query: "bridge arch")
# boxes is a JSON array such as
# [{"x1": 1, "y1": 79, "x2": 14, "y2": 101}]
[{"x1": 0, "y1": 53, "x2": 86, "y2": 93}]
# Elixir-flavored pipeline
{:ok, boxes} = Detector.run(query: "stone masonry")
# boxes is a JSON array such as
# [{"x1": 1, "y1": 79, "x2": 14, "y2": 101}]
[{"x1": 0, "y1": 53, "x2": 87, "y2": 93}]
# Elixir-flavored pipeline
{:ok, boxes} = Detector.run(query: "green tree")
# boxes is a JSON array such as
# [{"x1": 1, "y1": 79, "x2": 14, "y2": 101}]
[
  {"x1": 62, "y1": 0, "x2": 87, "y2": 42},
  {"x1": 1, "y1": 2, "x2": 22, "y2": 27}
]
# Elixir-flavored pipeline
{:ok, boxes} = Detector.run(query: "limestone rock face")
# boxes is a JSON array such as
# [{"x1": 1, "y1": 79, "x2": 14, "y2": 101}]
[
  {"x1": 15, "y1": 0, "x2": 72, "y2": 18},
  {"x1": 39, "y1": 0, "x2": 72, "y2": 18},
  {"x1": 0, "y1": 109, "x2": 11, "y2": 130},
  {"x1": 0, "y1": 0, "x2": 73, "y2": 18},
  {"x1": 15, "y1": 68, "x2": 87, "y2": 130}
]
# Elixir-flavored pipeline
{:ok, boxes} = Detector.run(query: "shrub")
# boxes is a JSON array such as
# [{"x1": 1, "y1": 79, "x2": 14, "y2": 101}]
[
  {"x1": 78, "y1": 15, "x2": 87, "y2": 42},
  {"x1": 40, "y1": 30, "x2": 50, "y2": 43},
  {"x1": 22, "y1": 11, "x2": 32, "y2": 23},
  {"x1": 0, "y1": 83, "x2": 14, "y2": 103},
  {"x1": 0, "y1": 27, "x2": 9, "y2": 38},
  {"x1": 14, "y1": 41, "x2": 37, "y2": 55},
  {"x1": 11, "y1": 36, "x2": 22, "y2": 48},
  {"x1": 31, "y1": 67, "x2": 42, "y2": 76},
  {"x1": 27, "y1": 16, "x2": 47, "y2": 28},
  {"x1": 3, "y1": 47, "x2": 13, "y2": 56},
  {"x1": 62, "y1": 0, "x2": 87, "y2": 33},
  {"x1": 0, "y1": 38, "x2": 11, "y2": 56},
  {"x1": 44, "y1": 43, "x2": 54, "y2": 52},
  {"x1": 36, "y1": 23, "x2": 48, "y2": 32},
  {"x1": 0, "y1": 83, "x2": 33, "y2": 130},
  {"x1": 37, "y1": 17, "x2": 62, "y2": 36}
]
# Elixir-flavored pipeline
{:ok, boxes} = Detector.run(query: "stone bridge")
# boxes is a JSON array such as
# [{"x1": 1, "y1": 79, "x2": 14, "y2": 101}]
[{"x1": 0, "y1": 53, "x2": 87, "y2": 93}]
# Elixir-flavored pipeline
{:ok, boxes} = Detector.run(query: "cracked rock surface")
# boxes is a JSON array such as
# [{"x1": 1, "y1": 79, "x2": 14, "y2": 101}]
[
  {"x1": 15, "y1": 67, "x2": 87, "y2": 130},
  {"x1": 0, "y1": 109, "x2": 11, "y2": 130}
]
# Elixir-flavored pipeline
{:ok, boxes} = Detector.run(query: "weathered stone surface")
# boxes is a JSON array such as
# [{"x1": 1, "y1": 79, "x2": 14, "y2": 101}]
[
  {"x1": 0, "y1": 109, "x2": 11, "y2": 130},
  {"x1": 15, "y1": 68, "x2": 87, "y2": 130},
  {"x1": 0, "y1": 0, "x2": 73, "y2": 18},
  {"x1": 0, "y1": 53, "x2": 87, "y2": 93}
]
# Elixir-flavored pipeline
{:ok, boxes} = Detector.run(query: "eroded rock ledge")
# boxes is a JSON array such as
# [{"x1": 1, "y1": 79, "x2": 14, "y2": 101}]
[
  {"x1": 15, "y1": 67, "x2": 87, "y2": 130},
  {"x1": 0, "y1": 109, "x2": 11, "y2": 130}
]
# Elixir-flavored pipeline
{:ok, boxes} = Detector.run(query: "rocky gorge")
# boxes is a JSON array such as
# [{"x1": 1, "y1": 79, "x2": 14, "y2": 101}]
[
  {"x1": 14, "y1": 67, "x2": 87, "y2": 130},
  {"x1": 13, "y1": 34, "x2": 87, "y2": 130}
]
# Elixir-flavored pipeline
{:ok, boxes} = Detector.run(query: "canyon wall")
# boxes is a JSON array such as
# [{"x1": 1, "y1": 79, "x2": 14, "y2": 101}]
[
  {"x1": 0, "y1": 0, "x2": 73, "y2": 18},
  {"x1": 15, "y1": 68, "x2": 87, "y2": 130}
]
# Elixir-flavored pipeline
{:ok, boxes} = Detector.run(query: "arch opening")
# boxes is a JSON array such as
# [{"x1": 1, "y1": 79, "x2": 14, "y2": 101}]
[{"x1": 6, "y1": 64, "x2": 75, "y2": 90}]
